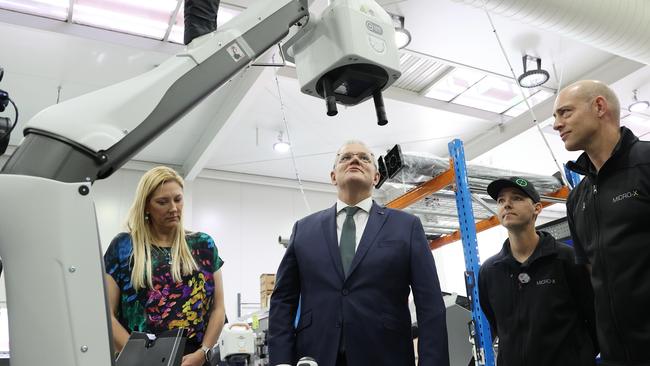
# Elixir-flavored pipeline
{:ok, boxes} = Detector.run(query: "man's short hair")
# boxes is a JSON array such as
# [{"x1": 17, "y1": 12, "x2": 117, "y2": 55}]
[{"x1": 571, "y1": 80, "x2": 621, "y2": 121}]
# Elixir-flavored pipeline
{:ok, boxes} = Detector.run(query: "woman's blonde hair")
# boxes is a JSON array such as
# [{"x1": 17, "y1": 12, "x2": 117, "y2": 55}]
[{"x1": 126, "y1": 166, "x2": 198, "y2": 290}]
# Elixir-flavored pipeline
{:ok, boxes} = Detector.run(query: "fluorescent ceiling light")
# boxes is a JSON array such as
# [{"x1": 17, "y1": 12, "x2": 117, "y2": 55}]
[
  {"x1": 453, "y1": 75, "x2": 532, "y2": 113},
  {"x1": 0, "y1": 0, "x2": 241, "y2": 44},
  {"x1": 0, "y1": 0, "x2": 68, "y2": 20},
  {"x1": 73, "y1": 0, "x2": 178, "y2": 39}
]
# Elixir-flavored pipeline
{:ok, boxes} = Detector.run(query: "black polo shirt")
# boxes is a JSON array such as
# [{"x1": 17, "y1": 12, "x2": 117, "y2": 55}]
[{"x1": 478, "y1": 231, "x2": 597, "y2": 366}]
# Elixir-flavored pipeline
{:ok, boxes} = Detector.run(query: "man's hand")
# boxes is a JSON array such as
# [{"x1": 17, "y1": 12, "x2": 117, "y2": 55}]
[{"x1": 181, "y1": 349, "x2": 206, "y2": 366}]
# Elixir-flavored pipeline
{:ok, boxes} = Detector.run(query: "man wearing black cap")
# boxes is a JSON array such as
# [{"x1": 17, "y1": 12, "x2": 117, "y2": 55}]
[{"x1": 478, "y1": 177, "x2": 598, "y2": 366}]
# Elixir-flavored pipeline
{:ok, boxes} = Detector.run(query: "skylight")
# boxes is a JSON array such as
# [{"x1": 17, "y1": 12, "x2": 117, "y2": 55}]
[
  {"x1": 453, "y1": 75, "x2": 532, "y2": 113},
  {"x1": 0, "y1": 0, "x2": 241, "y2": 44},
  {"x1": 424, "y1": 67, "x2": 485, "y2": 102},
  {"x1": 0, "y1": 0, "x2": 68, "y2": 20},
  {"x1": 73, "y1": 0, "x2": 179, "y2": 40},
  {"x1": 423, "y1": 65, "x2": 555, "y2": 117},
  {"x1": 503, "y1": 89, "x2": 554, "y2": 117}
]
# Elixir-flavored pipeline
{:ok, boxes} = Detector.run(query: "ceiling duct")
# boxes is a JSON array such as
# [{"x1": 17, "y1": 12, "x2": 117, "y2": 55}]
[{"x1": 451, "y1": 0, "x2": 650, "y2": 65}]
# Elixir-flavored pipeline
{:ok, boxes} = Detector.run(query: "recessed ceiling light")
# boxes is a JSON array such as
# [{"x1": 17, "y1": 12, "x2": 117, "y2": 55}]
[
  {"x1": 390, "y1": 13, "x2": 411, "y2": 49},
  {"x1": 273, "y1": 132, "x2": 290, "y2": 153}
]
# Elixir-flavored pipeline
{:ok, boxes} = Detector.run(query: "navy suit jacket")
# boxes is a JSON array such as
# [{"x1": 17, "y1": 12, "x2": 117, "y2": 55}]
[{"x1": 268, "y1": 202, "x2": 449, "y2": 366}]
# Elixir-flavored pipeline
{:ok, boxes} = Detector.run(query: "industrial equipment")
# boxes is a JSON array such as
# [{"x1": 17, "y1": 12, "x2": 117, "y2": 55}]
[{"x1": 0, "y1": 1, "x2": 400, "y2": 365}]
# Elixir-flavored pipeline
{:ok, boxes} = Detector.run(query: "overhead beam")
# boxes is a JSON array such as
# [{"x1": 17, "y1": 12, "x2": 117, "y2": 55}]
[
  {"x1": 181, "y1": 65, "x2": 265, "y2": 181},
  {"x1": 383, "y1": 87, "x2": 507, "y2": 122},
  {"x1": 275, "y1": 66, "x2": 506, "y2": 122},
  {"x1": 462, "y1": 56, "x2": 645, "y2": 160}
]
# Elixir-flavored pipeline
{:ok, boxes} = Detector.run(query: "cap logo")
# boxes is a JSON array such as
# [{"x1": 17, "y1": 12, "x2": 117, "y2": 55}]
[{"x1": 515, "y1": 178, "x2": 528, "y2": 187}]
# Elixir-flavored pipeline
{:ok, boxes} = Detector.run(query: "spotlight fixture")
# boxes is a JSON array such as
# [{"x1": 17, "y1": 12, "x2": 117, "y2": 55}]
[
  {"x1": 517, "y1": 55, "x2": 550, "y2": 88},
  {"x1": 628, "y1": 89, "x2": 650, "y2": 113},
  {"x1": 273, "y1": 131, "x2": 290, "y2": 153},
  {"x1": 390, "y1": 14, "x2": 411, "y2": 49}
]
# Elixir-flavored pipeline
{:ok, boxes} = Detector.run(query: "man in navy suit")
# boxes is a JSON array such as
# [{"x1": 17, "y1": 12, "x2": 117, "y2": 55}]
[{"x1": 268, "y1": 141, "x2": 449, "y2": 366}]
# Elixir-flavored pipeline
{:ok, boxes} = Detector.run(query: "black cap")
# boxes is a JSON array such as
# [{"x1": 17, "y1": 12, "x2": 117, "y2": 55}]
[{"x1": 487, "y1": 177, "x2": 541, "y2": 203}]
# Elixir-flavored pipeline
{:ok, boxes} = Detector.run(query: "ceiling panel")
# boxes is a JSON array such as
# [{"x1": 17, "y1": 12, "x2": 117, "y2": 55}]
[{"x1": 2, "y1": 0, "x2": 647, "y2": 186}]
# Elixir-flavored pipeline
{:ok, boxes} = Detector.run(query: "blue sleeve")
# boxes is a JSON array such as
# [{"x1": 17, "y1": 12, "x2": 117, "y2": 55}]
[
  {"x1": 104, "y1": 233, "x2": 132, "y2": 287},
  {"x1": 207, "y1": 235, "x2": 224, "y2": 271}
]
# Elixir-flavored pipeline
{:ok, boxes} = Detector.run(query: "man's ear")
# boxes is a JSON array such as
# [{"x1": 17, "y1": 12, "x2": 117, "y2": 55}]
[
  {"x1": 330, "y1": 170, "x2": 337, "y2": 186},
  {"x1": 594, "y1": 96, "x2": 607, "y2": 117}
]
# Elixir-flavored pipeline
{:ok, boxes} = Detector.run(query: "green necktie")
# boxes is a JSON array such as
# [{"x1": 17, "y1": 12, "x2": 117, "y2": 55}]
[{"x1": 340, "y1": 206, "x2": 360, "y2": 276}]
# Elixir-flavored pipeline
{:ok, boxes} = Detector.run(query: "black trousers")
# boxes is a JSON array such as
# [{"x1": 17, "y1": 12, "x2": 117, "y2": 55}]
[{"x1": 336, "y1": 351, "x2": 348, "y2": 366}]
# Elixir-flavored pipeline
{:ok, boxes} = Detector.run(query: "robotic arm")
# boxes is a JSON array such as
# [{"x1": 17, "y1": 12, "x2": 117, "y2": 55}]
[
  {"x1": 2, "y1": 0, "x2": 311, "y2": 183},
  {"x1": 1, "y1": 0, "x2": 400, "y2": 183},
  {"x1": 0, "y1": 1, "x2": 399, "y2": 366}
]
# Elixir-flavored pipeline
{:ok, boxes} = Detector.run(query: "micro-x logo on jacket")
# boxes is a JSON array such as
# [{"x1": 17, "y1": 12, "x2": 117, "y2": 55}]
[
  {"x1": 612, "y1": 190, "x2": 640, "y2": 203},
  {"x1": 536, "y1": 278, "x2": 556, "y2": 286}
]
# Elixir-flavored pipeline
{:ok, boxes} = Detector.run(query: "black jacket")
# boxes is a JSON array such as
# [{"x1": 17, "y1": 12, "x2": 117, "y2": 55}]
[
  {"x1": 566, "y1": 127, "x2": 650, "y2": 366},
  {"x1": 478, "y1": 231, "x2": 597, "y2": 366}
]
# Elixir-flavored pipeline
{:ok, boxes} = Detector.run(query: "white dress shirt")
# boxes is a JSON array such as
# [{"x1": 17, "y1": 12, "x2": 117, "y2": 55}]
[{"x1": 335, "y1": 197, "x2": 373, "y2": 251}]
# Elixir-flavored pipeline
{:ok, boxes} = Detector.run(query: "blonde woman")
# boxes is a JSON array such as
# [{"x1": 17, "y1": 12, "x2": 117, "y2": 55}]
[{"x1": 104, "y1": 166, "x2": 225, "y2": 366}]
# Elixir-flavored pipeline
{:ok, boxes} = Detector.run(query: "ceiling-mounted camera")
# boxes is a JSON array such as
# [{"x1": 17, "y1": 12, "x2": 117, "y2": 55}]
[{"x1": 375, "y1": 144, "x2": 405, "y2": 189}]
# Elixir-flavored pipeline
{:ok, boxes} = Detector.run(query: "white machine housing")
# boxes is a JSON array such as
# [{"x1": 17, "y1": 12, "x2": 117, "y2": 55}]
[
  {"x1": 288, "y1": 0, "x2": 401, "y2": 103},
  {"x1": 219, "y1": 323, "x2": 256, "y2": 361}
]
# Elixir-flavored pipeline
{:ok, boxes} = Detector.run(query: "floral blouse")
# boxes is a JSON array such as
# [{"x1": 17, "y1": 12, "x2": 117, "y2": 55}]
[{"x1": 104, "y1": 231, "x2": 224, "y2": 343}]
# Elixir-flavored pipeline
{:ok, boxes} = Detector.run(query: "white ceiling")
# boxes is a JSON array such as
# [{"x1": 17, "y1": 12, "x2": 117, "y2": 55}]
[{"x1": 1, "y1": 0, "x2": 650, "y2": 184}]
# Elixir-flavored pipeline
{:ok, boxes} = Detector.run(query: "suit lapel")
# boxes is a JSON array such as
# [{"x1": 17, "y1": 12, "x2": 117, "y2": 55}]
[
  {"x1": 322, "y1": 204, "x2": 345, "y2": 281},
  {"x1": 346, "y1": 202, "x2": 388, "y2": 279}
]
